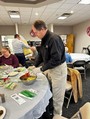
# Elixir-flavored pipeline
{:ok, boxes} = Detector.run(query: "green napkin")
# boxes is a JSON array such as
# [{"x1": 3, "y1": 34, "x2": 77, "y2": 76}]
[{"x1": 19, "y1": 89, "x2": 37, "y2": 99}]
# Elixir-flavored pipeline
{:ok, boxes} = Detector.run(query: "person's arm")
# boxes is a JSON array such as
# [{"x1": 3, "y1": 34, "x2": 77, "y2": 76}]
[
  {"x1": 69, "y1": 55, "x2": 73, "y2": 63},
  {"x1": 0, "y1": 57, "x2": 2, "y2": 65},
  {"x1": 11, "y1": 55, "x2": 19, "y2": 68},
  {"x1": 21, "y1": 41, "x2": 30, "y2": 48},
  {"x1": 35, "y1": 51, "x2": 43, "y2": 67}
]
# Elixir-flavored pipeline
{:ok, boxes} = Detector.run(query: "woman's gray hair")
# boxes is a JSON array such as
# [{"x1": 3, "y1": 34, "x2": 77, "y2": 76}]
[{"x1": 1, "y1": 46, "x2": 11, "y2": 53}]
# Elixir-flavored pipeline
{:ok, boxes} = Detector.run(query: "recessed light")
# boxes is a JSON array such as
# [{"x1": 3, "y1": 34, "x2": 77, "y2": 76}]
[
  {"x1": 79, "y1": 0, "x2": 90, "y2": 4},
  {"x1": 35, "y1": 12, "x2": 39, "y2": 16},
  {"x1": 10, "y1": 15, "x2": 20, "y2": 18},
  {"x1": 58, "y1": 16, "x2": 67, "y2": 20},
  {"x1": 71, "y1": 11, "x2": 74, "y2": 14},
  {"x1": 58, "y1": 13, "x2": 72, "y2": 20}
]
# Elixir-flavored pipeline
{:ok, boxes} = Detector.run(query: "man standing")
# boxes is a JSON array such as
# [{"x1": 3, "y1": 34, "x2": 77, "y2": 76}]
[
  {"x1": 12, "y1": 34, "x2": 30, "y2": 67},
  {"x1": 30, "y1": 20, "x2": 67, "y2": 118}
]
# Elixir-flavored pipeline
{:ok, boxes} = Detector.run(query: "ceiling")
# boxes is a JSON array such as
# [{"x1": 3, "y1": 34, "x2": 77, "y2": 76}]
[{"x1": 0, "y1": 0, "x2": 90, "y2": 26}]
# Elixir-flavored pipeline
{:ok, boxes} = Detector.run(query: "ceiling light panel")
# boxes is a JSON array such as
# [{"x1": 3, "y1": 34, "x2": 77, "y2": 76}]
[
  {"x1": 58, "y1": 16, "x2": 67, "y2": 19},
  {"x1": 79, "y1": 0, "x2": 90, "y2": 4},
  {"x1": 58, "y1": 13, "x2": 72, "y2": 20},
  {"x1": 8, "y1": 11, "x2": 20, "y2": 18}
]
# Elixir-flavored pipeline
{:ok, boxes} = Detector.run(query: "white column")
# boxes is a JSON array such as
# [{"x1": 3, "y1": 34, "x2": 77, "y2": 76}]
[
  {"x1": 15, "y1": 23, "x2": 18, "y2": 34},
  {"x1": 48, "y1": 24, "x2": 54, "y2": 32}
]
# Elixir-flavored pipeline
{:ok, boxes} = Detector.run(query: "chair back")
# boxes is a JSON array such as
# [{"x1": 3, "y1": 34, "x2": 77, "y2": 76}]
[
  {"x1": 80, "y1": 102, "x2": 90, "y2": 119},
  {"x1": 71, "y1": 102, "x2": 90, "y2": 119},
  {"x1": 73, "y1": 60, "x2": 86, "y2": 67},
  {"x1": 67, "y1": 63, "x2": 74, "y2": 68}
]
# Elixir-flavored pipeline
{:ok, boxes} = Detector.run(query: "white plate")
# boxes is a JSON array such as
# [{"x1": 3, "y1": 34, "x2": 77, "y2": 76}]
[
  {"x1": 8, "y1": 72, "x2": 19, "y2": 77},
  {"x1": 0, "y1": 106, "x2": 6, "y2": 119},
  {"x1": 0, "y1": 75, "x2": 8, "y2": 79},
  {"x1": 14, "y1": 67, "x2": 25, "y2": 72}
]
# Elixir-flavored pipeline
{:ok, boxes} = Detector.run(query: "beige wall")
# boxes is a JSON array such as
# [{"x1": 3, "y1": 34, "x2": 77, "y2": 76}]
[
  {"x1": 0, "y1": 36, "x2": 2, "y2": 50},
  {"x1": 0, "y1": 22, "x2": 90, "y2": 53},
  {"x1": 73, "y1": 20, "x2": 90, "y2": 53},
  {"x1": 18, "y1": 24, "x2": 73, "y2": 41},
  {"x1": 18, "y1": 25, "x2": 37, "y2": 41},
  {"x1": 0, "y1": 24, "x2": 73, "y2": 40},
  {"x1": 0, "y1": 25, "x2": 15, "y2": 48},
  {"x1": 0, "y1": 25, "x2": 15, "y2": 35},
  {"x1": 54, "y1": 25, "x2": 73, "y2": 35}
]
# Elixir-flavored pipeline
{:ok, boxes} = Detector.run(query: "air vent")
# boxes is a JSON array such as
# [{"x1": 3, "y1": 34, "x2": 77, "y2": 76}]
[
  {"x1": 61, "y1": 13, "x2": 72, "y2": 17},
  {"x1": 8, "y1": 11, "x2": 19, "y2": 14}
]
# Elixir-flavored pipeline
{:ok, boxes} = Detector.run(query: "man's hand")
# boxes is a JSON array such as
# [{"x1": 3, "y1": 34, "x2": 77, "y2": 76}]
[
  {"x1": 28, "y1": 66, "x2": 35, "y2": 70},
  {"x1": 32, "y1": 67, "x2": 42, "y2": 74}
]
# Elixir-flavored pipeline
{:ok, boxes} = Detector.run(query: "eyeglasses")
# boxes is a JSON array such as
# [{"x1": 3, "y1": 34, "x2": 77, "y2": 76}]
[
  {"x1": 30, "y1": 29, "x2": 37, "y2": 37},
  {"x1": 30, "y1": 29, "x2": 41, "y2": 37}
]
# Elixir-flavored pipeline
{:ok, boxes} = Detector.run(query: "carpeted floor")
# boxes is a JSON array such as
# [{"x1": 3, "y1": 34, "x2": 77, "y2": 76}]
[{"x1": 62, "y1": 68, "x2": 90, "y2": 118}]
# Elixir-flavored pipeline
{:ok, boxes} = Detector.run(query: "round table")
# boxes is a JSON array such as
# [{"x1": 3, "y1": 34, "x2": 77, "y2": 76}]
[
  {"x1": 0, "y1": 73, "x2": 52, "y2": 119},
  {"x1": 70, "y1": 53, "x2": 90, "y2": 62}
]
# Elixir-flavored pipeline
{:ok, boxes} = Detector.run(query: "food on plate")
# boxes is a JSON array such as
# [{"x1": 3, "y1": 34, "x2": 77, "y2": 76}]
[
  {"x1": 0, "y1": 78, "x2": 10, "y2": 87},
  {"x1": 8, "y1": 72, "x2": 18, "y2": 77},
  {"x1": 0, "y1": 110, "x2": 3, "y2": 116},
  {"x1": 28, "y1": 66, "x2": 35, "y2": 70},
  {"x1": 0, "y1": 66, "x2": 3, "y2": 69},
  {"x1": 3, "y1": 77, "x2": 10, "y2": 82},
  {"x1": 0, "y1": 81, "x2": 4, "y2": 87},
  {"x1": 4, "y1": 82, "x2": 17, "y2": 89},
  {"x1": 0, "y1": 65, "x2": 10, "y2": 70},
  {"x1": 14, "y1": 67, "x2": 25, "y2": 72}
]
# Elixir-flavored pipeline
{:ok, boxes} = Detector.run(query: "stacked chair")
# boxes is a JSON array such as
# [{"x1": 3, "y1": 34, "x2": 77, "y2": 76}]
[{"x1": 64, "y1": 67, "x2": 83, "y2": 109}]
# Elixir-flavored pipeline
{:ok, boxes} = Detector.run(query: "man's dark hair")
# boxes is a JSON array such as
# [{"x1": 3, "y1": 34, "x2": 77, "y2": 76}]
[
  {"x1": 14, "y1": 34, "x2": 20, "y2": 38},
  {"x1": 33, "y1": 20, "x2": 47, "y2": 30}
]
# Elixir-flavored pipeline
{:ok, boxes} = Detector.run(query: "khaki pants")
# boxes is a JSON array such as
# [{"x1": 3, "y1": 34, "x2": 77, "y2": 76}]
[{"x1": 44, "y1": 62, "x2": 67, "y2": 116}]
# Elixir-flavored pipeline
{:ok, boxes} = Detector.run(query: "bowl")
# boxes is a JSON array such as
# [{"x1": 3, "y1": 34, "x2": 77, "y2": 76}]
[{"x1": 20, "y1": 73, "x2": 37, "y2": 85}]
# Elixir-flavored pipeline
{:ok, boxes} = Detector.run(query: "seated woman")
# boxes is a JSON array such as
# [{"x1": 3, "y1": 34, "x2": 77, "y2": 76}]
[{"x1": 0, "y1": 47, "x2": 19, "y2": 68}]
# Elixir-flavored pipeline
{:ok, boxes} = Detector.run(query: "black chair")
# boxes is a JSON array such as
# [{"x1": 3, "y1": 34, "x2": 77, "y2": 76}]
[
  {"x1": 67, "y1": 63, "x2": 74, "y2": 68},
  {"x1": 73, "y1": 60, "x2": 86, "y2": 79},
  {"x1": 87, "y1": 45, "x2": 90, "y2": 55}
]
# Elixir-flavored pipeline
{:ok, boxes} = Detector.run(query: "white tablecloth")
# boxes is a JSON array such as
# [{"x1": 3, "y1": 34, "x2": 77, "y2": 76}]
[
  {"x1": 0, "y1": 73, "x2": 52, "y2": 119},
  {"x1": 70, "y1": 53, "x2": 90, "y2": 62}
]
